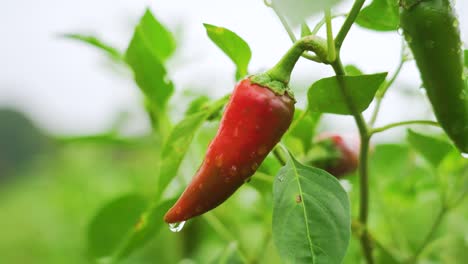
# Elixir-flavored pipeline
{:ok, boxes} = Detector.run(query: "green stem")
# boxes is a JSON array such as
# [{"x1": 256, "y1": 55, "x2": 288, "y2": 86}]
[
  {"x1": 407, "y1": 207, "x2": 447, "y2": 263},
  {"x1": 268, "y1": 3, "x2": 325, "y2": 63},
  {"x1": 369, "y1": 41, "x2": 406, "y2": 126},
  {"x1": 270, "y1": 2, "x2": 297, "y2": 42},
  {"x1": 325, "y1": 9, "x2": 336, "y2": 62},
  {"x1": 273, "y1": 147, "x2": 286, "y2": 166},
  {"x1": 265, "y1": 35, "x2": 328, "y2": 84},
  {"x1": 335, "y1": 0, "x2": 366, "y2": 50},
  {"x1": 331, "y1": 58, "x2": 373, "y2": 264},
  {"x1": 371, "y1": 120, "x2": 439, "y2": 135},
  {"x1": 312, "y1": 13, "x2": 348, "y2": 35},
  {"x1": 203, "y1": 213, "x2": 250, "y2": 263},
  {"x1": 266, "y1": 41, "x2": 307, "y2": 84}
]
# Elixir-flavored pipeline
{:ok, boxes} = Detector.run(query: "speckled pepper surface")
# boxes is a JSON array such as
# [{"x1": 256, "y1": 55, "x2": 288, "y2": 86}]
[
  {"x1": 164, "y1": 78, "x2": 295, "y2": 223},
  {"x1": 400, "y1": 0, "x2": 468, "y2": 152}
]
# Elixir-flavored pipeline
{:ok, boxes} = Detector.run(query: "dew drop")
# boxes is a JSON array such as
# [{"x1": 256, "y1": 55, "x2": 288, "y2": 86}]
[
  {"x1": 229, "y1": 165, "x2": 237, "y2": 176},
  {"x1": 278, "y1": 176, "x2": 284, "y2": 182},
  {"x1": 419, "y1": 86, "x2": 427, "y2": 95},
  {"x1": 169, "y1": 221, "x2": 186, "y2": 232},
  {"x1": 215, "y1": 154, "x2": 224, "y2": 167},
  {"x1": 462, "y1": 153, "x2": 468, "y2": 159},
  {"x1": 397, "y1": 28, "x2": 404, "y2": 36}
]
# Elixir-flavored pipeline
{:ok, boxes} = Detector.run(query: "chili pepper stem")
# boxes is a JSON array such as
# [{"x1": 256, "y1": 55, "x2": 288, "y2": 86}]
[{"x1": 265, "y1": 36, "x2": 329, "y2": 85}]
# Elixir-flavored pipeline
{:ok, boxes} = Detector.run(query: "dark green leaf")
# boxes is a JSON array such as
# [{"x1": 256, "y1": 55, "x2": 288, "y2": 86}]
[
  {"x1": 204, "y1": 24, "x2": 251, "y2": 80},
  {"x1": 115, "y1": 199, "x2": 177, "y2": 260},
  {"x1": 272, "y1": 152, "x2": 350, "y2": 264},
  {"x1": 307, "y1": 73, "x2": 387, "y2": 115},
  {"x1": 87, "y1": 193, "x2": 148, "y2": 259},
  {"x1": 356, "y1": 0, "x2": 399, "y2": 31},
  {"x1": 407, "y1": 129, "x2": 454, "y2": 167},
  {"x1": 271, "y1": 0, "x2": 342, "y2": 26},
  {"x1": 157, "y1": 95, "x2": 230, "y2": 196},
  {"x1": 464, "y1": 50, "x2": 467, "y2": 68},
  {"x1": 62, "y1": 34, "x2": 122, "y2": 61}
]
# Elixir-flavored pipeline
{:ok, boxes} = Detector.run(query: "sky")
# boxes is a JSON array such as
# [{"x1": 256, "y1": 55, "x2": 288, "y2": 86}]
[{"x1": 1, "y1": 0, "x2": 467, "y2": 139}]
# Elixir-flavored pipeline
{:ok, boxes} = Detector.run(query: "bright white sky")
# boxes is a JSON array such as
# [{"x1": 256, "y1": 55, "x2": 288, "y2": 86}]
[{"x1": 1, "y1": 0, "x2": 467, "y2": 139}]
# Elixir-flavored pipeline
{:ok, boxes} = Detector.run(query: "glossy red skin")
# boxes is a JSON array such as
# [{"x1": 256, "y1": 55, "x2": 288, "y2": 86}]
[{"x1": 164, "y1": 78, "x2": 295, "y2": 223}]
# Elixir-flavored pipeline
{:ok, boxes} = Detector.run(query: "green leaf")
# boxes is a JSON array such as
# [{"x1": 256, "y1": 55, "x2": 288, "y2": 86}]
[
  {"x1": 157, "y1": 95, "x2": 230, "y2": 196},
  {"x1": 132, "y1": 9, "x2": 176, "y2": 62},
  {"x1": 210, "y1": 242, "x2": 244, "y2": 264},
  {"x1": 114, "y1": 199, "x2": 177, "y2": 260},
  {"x1": 62, "y1": 34, "x2": 122, "y2": 61},
  {"x1": 344, "y1": 65, "x2": 364, "y2": 76},
  {"x1": 407, "y1": 129, "x2": 454, "y2": 167},
  {"x1": 185, "y1": 95, "x2": 211, "y2": 116},
  {"x1": 271, "y1": 0, "x2": 342, "y2": 26},
  {"x1": 286, "y1": 109, "x2": 321, "y2": 154},
  {"x1": 464, "y1": 50, "x2": 467, "y2": 68},
  {"x1": 272, "y1": 151, "x2": 350, "y2": 264},
  {"x1": 356, "y1": 0, "x2": 399, "y2": 31},
  {"x1": 204, "y1": 24, "x2": 251, "y2": 80},
  {"x1": 87, "y1": 193, "x2": 148, "y2": 259},
  {"x1": 307, "y1": 73, "x2": 387, "y2": 115},
  {"x1": 301, "y1": 23, "x2": 312, "y2": 37},
  {"x1": 125, "y1": 9, "x2": 176, "y2": 108}
]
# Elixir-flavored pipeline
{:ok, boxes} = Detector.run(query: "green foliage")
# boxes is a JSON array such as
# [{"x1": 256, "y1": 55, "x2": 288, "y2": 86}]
[
  {"x1": 3, "y1": 2, "x2": 468, "y2": 264},
  {"x1": 204, "y1": 24, "x2": 252, "y2": 80},
  {"x1": 407, "y1": 129, "x2": 454, "y2": 168},
  {"x1": 300, "y1": 23, "x2": 312, "y2": 37},
  {"x1": 356, "y1": 0, "x2": 399, "y2": 31},
  {"x1": 87, "y1": 194, "x2": 148, "y2": 259},
  {"x1": 307, "y1": 73, "x2": 387, "y2": 115},
  {"x1": 272, "y1": 152, "x2": 350, "y2": 264},
  {"x1": 125, "y1": 9, "x2": 175, "y2": 108},
  {"x1": 61, "y1": 34, "x2": 123, "y2": 61},
  {"x1": 157, "y1": 96, "x2": 230, "y2": 197}
]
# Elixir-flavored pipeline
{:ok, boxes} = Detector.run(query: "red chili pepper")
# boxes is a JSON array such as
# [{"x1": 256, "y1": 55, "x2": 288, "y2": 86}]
[
  {"x1": 164, "y1": 78, "x2": 295, "y2": 223},
  {"x1": 322, "y1": 134, "x2": 359, "y2": 177},
  {"x1": 310, "y1": 133, "x2": 360, "y2": 178}
]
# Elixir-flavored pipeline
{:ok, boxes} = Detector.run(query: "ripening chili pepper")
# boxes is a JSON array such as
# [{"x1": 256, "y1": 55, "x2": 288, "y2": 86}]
[
  {"x1": 400, "y1": 0, "x2": 468, "y2": 153},
  {"x1": 164, "y1": 35, "x2": 328, "y2": 223},
  {"x1": 312, "y1": 134, "x2": 360, "y2": 178},
  {"x1": 164, "y1": 78, "x2": 295, "y2": 223}
]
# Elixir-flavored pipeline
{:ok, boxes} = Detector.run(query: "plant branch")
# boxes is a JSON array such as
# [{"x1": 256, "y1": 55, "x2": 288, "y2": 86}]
[
  {"x1": 335, "y1": 0, "x2": 366, "y2": 50},
  {"x1": 330, "y1": 58, "x2": 373, "y2": 264},
  {"x1": 371, "y1": 120, "x2": 439, "y2": 135},
  {"x1": 267, "y1": 2, "x2": 324, "y2": 63},
  {"x1": 312, "y1": 13, "x2": 348, "y2": 35},
  {"x1": 273, "y1": 147, "x2": 286, "y2": 166},
  {"x1": 407, "y1": 207, "x2": 447, "y2": 263},
  {"x1": 369, "y1": 41, "x2": 407, "y2": 126},
  {"x1": 203, "y1": 213, "x2": 250, "y2": 263},
  {"x1": 325, "y1": 9, "x2": 336, "y2": 62}
]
